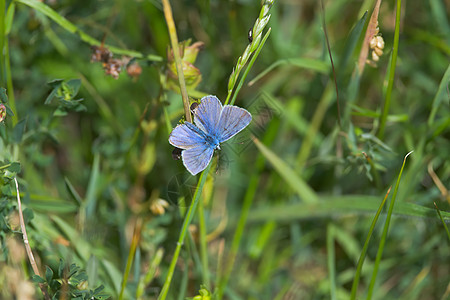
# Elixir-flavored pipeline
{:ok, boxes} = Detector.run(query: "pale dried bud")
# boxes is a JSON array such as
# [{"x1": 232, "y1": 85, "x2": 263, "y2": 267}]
[
  {"x1": 374, "y1": 47, "x2": 383, "y2": 57},
  {"x1": 0, "y1": 104, "x2": 6, "y2": 122},
  {"x1": 150, "y1": 199, "x2": 169, "y2": 215},
  {"x1": 369, "y1": 37, "x2": 377, "y2": 49},
  {"x1": 372, "y1": 51, "x2": 380, "y2": 62},
  {"x1": 376, "y1": 36, "x2": 385, "y2": 49}
]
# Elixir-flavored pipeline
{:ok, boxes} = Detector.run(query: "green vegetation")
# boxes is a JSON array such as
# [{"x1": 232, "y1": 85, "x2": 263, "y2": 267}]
[{"x1": 1, "y1": 0, "x2": 449, "y2": 299}]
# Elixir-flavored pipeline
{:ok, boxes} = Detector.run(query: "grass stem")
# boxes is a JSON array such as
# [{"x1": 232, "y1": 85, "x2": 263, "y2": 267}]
[
  {"x1": 162, "y1": 0, "x2": 191, "y2": 123},
  {"x1": 377, "y1": 0, "x2": 401, "y2": 139},
  {"x1": 158, "y1": 163, "x2": 212, "y2": 300}
]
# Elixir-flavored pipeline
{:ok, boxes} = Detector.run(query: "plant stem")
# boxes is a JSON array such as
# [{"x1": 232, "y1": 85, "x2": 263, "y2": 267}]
[
  {"x1": 14, "y1": 178, "x2": 50, "y2": 300},
  {"x1": 198, "y1": 193, "x2": 210, "y2": 287},
  {"x1": 377, "y1": 0, "x2": 401, "y2": 139},
  {"x1": 158, "y1": 163, "x2": 212, "y2": 300},
  {"x1": 216, "y1": 121, "x2": 278, "y2": 299},
  {"x1": 366, "y1": 151, "x2": 412, "y2": 299},
  {"x1": 119, "y1": 218, "x2": 142, "y2": 300},
  {"x1": 161, "y1": 0, "x2": 191, "y2": 123}
]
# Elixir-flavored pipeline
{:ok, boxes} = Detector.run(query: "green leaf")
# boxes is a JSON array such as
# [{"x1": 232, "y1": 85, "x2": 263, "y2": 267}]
[
  {"x1": 45, "y1": 79, "x2": 63, "y2": 104},
  {"x1": 0, "y1": 88, "x2": 7, "y2": 103},
  {"x1": 46, "y1": 265, "x2": 54, "y2": 283},
  {"x1": 66, "y1": 79, "x2": 81, "y2": 97},
  {"x1": 32, "y1": 275, "x2": 46, "y2": 284},
  {"x1": 22, "y1": 208, "x2": 34, "y2": 224},
  {"x1": 5, "y1": 2, "x2": 16, "y2": 35},
  {"x1": 64, "y1": 177, "x2": 83, "y2": 206},
  {"x1": 7, "y1": 162, "x2": 21, "y2": 173},
  {"x1": 12, "y1": 118, "x2": 27, "y2": 144},
  {"x1": 428, "y1": 63, "x2": 450, "y2": 126}
]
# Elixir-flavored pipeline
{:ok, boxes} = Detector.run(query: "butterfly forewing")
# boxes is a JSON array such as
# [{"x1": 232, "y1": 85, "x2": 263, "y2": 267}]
[
  {"x1": 193, "y1": 95, "x2": 222, "y2": 138},
  {"x1": 182, "y1": 144, "x2": 215, "y2": 175},
  {"x1": 217, "y1": 105, "x2": 252, "y2": 143},
  {"x1": 169, "y1": 122, "x2": 208, "y2": 149}
]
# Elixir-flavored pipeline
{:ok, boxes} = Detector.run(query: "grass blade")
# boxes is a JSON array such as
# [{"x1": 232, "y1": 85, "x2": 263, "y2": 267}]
[
  {"x1": 377, "y1": 0, "x2": 402, "y2": 139},
  {"x1": 158, "y1": 162, "x2": 212, "y2": 300},
  {"x1": 252, "y1": 136, "x2": 318, "y2": 203},
  {"x1": 350, "y1": 187, "x2": 391, "y2": 300},
  {"x1": 366, "y1": 150, "x2": 413, "y2": 300}
]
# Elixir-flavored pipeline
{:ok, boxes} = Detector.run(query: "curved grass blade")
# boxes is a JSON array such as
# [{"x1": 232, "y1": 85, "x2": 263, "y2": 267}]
[
  {"x1": 158, "y1": 162, "x2": 212, "y2": 300},
  {"x1": 350, "y1": 187, "x2": 391, "y2": 300},
  {"x1": 434, "y1": 202, "x2": 450, "y2": 242},
  {"x1": 366, "y1": 150, "x2": 413, "y2": 300},
  {"x1": 428, "y1": 63, "x2": 450, "y2": 126},
  {"x1": 246, "y1": 194, "x2": 450, "y2": 222}
]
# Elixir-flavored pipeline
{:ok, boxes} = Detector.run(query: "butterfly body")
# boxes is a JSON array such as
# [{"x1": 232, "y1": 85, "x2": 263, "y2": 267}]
[{"x1": 169, "y1": 95, "x2": 252, "y2": 175}]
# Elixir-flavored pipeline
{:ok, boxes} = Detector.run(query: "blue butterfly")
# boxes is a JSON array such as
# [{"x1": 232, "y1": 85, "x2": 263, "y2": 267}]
[{"x1": 169, "y1": 95, "x2": 252, "y2": 175}]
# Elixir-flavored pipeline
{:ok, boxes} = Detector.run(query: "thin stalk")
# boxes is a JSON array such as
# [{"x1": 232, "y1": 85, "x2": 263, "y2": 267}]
[
  {"x1": 161, "y1": 0, "x2": 191, "y2": 123},
  {"x1": 326, "y1": 224, "x2": 336, "y2": 300},
  {"x1": 0, "y1": 0, "x2": 5, "y2": 86},
  {"x1": 158, "y1": 162, "x2": 212, "y2": 300},
  {"x1": 350, "y1": 187, "x2": 391, "y2": 300},
  {"x1": 119, "y1": 218, "x2": 142, "y2": 300},
  {"x1": 216, "y1": 119, "x2": 279, "y2": 299},
  {"x1": 5, "y1": 38, "x2": 18, "y2": 125},
  {"x1": 14, "y1": 178, "x2": 50, "y2": 300},
  {"x1": 198, "y1": 194, "x2": 210, "y2": 287},
  {"x1": 377, "y1": 0, "x2": 401, "y2": 139},
  {"x1": 366, "y1": 151, "x2": 412, "y2": 299}
]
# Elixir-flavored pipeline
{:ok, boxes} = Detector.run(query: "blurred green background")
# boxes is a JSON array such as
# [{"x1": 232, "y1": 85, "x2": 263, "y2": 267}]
[{"x1": 0, "y1": 0, "x2": 449, "y2": 299}]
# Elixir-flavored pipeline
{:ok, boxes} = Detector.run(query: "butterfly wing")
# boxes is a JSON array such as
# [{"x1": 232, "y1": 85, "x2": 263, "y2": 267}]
[
  {"x1": 217, "y1": 105, "x2": 252, "y2": 143},
  {"x1": 169, "y1": 122, "x2": 214, "y2": 175},
  {"x1": 193, "y1": 95, "x2": 222, "y2": 137},
  {"x1": 182, "y1": 144, "x2": 215, "y2": 175},
  {"x1": 169, "y1": 122, "x2": 207, "y2": 149}
]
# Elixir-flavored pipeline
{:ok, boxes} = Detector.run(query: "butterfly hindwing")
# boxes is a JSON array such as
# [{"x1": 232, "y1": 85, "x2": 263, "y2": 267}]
[
  {"x1": 217, "y1": 105, "x2": 252, "y2": 143},
  {"x1": 169, "y1": 122, "x2": 208, "y2": 149},
  {"x1": 193, "y1": 95, "x2": 222, "y2": 138},
  {"x1": 182, "y1": 144, "x2": 215, "y2": 175}
]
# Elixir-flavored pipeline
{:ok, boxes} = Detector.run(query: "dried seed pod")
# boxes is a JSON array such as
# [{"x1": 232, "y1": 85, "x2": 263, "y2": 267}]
[
  {"x1": 370, "y1": 37, "x2": 377, "y2": 49},
  {"x1": 371, "y1": 51, "x2": 380, "y2": 62},
  {"x1": 374, "y1": 47, "x2": 383, "y2": 57},
  {"x1": 376, "y1": 36, "x2": 385, "y2": 49}
]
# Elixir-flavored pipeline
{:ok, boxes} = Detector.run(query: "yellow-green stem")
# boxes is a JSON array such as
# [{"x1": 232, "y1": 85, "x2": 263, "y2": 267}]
[{"x1": 162, "y1": 0, "x2": 191, "y2": 123}]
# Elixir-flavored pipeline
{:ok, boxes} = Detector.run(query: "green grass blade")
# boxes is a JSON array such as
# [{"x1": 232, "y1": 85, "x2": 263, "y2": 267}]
[
  {"x1": 15, "y1": 0, "x2": 162, "y2": 61},
  {"x1": 434, "y1": 203, "x2": 450, "y2": 242},
  {"x1": 427, "y1": 63, "x2": 450, "y2": 126},
  {"x1": 377, "y1": 0, "x2": 402, "y2": 139},
  {"x1": 339, "y1": 11, "x2": 368, "y2": 70},
  {"x1": 216, "y1": 119, "x2": 279, "y2": 300},
  {"x1": 158, "y1": 162, "x2": 212, "y2": 300},
  {"x1": 350, "y1": 187, "x2": 391, "y2": 300},
  {"x1": 327, "y1": 224, "x2": 337, "y2": 300},
  {"x1": 85, "y1": 153, "x2": 101, "y2": 218},
  {"x1": 252, "y1": 136, "x2": 318, "y2": 203},
  {"x1": 246, "y1": 194, "x2": 450, "y2": 222},
  {"x1": 366, "y1": 150, "x2": 413, "y2": 300}
]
